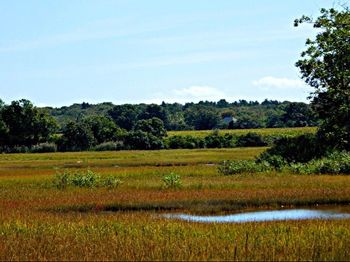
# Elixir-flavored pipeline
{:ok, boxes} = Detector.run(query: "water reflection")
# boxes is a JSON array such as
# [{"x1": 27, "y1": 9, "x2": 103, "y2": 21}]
[{"x1": 164, "y1": 209, "x2": 350, "y2": 223}]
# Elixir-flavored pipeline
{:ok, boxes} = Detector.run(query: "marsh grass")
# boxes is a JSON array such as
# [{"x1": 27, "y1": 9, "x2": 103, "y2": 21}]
[{"x1": 0, "y1": 148, "x2": 350, "y2": 260}]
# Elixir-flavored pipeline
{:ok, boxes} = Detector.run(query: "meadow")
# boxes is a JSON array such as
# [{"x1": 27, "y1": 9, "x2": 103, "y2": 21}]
[
  {"x1": 167, "y1": 126, "x2": 317, "y2": 138},
  {"x1": 1, "y1": 146, "x2": 350, "y2": 260}
]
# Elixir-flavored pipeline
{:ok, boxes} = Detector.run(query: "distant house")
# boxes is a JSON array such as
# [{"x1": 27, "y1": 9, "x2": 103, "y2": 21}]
[{"x1": 223, "y1": 116, "x2": 237, "y2": 124}]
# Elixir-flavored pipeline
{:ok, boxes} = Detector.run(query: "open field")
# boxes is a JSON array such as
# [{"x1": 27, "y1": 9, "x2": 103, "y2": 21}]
[
  {"x1": 168, "y1": 126, "x2": 317, "y2": 138},
  {"x1": 1, "y1": 148, "x2": 350, "y2": 260}
]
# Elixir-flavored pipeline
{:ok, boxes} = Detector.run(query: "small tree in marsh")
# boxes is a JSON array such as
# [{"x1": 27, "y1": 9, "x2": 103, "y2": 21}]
[{"x1": 295, "y1": 6, "x2": 350, "y2": 150}]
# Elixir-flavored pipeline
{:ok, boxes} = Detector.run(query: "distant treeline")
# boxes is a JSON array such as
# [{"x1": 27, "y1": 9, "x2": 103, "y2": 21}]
[
  {"x1": 45, "y1": 99, "x2": 318, "y2": 131},
  {"x1": 0, "y1": 98, "x2": 319, "y2": 153}
]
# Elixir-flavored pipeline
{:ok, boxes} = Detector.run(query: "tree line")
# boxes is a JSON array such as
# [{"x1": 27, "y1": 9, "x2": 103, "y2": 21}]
[{"x1": 0, "y1": 98, "x2": 317, "y2": 153}]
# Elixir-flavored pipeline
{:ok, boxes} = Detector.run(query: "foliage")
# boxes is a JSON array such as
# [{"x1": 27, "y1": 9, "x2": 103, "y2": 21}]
[
  {"x1": 295, "y1": 6, "x2": 350, "y2": 150},
  {"x1": 162, "y1": 172, "x2": 182, "y2": 189},
  {"x1": 108, "y1": 104, "x2": 140, "y2": 131},
  {"x1": 218, "y1": 160, "x2": 271, "y2": 175},
  {"x1": 0, "y1": 99, "x2": 58, "y2": 148},
  {"x1": 83, "y1": 116, "x2": 120, "y2": 144},
  {"x1": 124, "y1": 130, "x2": 164, "y2": 150},
  {"x1": 93, "y1": 141, "x2": 124, "y2": 151},
  {"x1": 258, "y1": 134, "x2": 324, "y2": 164},
  {"x1": 184, "y1": 106, "x2": 222, "y2": 130},
  {"x1": 236, "y1": 132, "x2": 267, "y2": 147},
  {"x1": 70, "y1": 170, "x2": 101, "y2": 188},
  {"x1": 134, "y1": 117, "x2": 167, "y2": 138},
  {"x1": 165, "y1": 135, "x2": 205, "y2": 149},
  {"x1": 53, "y1": 170, "x2": 122, "y2": 189},
  {"x1": 30, "y1": 143, "x2": 57, "y2": 153},
  {"x1": 290, "y1": 151, "x2": 350, "y2": 174},
  {"x1": 58, "y1": 121, "x2": 96, "y2": 151}
]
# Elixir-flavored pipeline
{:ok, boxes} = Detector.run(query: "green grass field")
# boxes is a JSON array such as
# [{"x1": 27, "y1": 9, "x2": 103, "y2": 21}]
[
  {"x1": 168, "y1": 126, "x2": 317, "y2": 138},
  {"x1": 1, "y1": 146, "x2": 350, "y2": 260}
]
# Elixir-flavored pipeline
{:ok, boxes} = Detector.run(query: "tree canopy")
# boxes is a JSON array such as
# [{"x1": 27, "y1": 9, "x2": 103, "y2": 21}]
[{"x1": 295, "y1": 6, "x2": 350, "y2": 150}]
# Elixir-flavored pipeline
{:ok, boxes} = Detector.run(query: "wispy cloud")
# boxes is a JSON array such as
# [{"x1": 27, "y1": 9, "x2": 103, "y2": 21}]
[
  {"x1": 136, "y1": 85, "x2": 229, "y2": 104},
  {"x1": 253, "y1": 76, "x2": 310, "y2": 90}
]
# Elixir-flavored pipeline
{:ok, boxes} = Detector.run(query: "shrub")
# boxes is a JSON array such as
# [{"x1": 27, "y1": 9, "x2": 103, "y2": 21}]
[
  {"x1": 53, "y1": 171, "x2": 71, "y2": 189},
  {"x1": 166, "y1": 135, "x2": 205, "y2": 149},
  {"x1": 218, "y1": 160, "x2": 271, "y2": 175},
  {"x1": 94, "y1": 141, "x2": 124, "y2": 151},
  {"x1": 163, "y1": 173, "x2": 182, "y2": 189},
  {"x1": 287, "y1": 152, "x2": 350, "y2": 175},
  {"x1": 258, "y1": 133, "x2": 324, "y2": 164},
  {"x1": 236, "y1": 132, "x2": 267, "y2": 147},
  {"x1": 70, "y1": 170, "x2": 101, "y2": 187},
  {"x1": 31, "y1": 143, "x2": 57, "y2": 153}
]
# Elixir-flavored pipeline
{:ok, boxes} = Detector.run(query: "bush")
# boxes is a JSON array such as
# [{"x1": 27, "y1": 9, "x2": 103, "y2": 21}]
[
  {"x1": 31, "y1": 143, "x2": 57, "y2": 153},
  {"x1": 258, "y1": 133, "x2": 324, "y2": 164},
  {"x1": 163, "y1": 173, "x2": 182, "y2": 189},
  {"x1": 204, "y1": 131, "x2": 236, "y2": 148},
  {"x1": 70, "y1": 170, "x2": 101, "y2": 187},
  {"x1": 218, "y1": 160, "x2": 271, "y2": 175},
  {"x1": 236, "y1": 132, "x2": 267, "y2": 147},
  {"x1": 53, "y1": 170, "x2": 123, "y2": 189},
  {"x1": 53, "y1": 171, "x2": 70, "y2": 189},
  {"x1": 290, "y1": 151, "x2": 350, "y2": 175},
  {"x1": 166, "y1": 135, "x2": 205, "y2": 149},
  {"x1": 94, "y1": 141, "x2": 124, "y2": 151}
]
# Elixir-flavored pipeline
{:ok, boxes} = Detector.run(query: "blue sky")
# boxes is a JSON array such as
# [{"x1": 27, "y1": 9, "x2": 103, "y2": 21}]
[{"x1": 0, "y1": 0, "x2": 338, "y2": 107}]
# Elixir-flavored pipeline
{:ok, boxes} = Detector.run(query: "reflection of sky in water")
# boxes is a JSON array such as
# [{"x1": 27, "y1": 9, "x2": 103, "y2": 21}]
[{"x1": 164, "y1": 209, "x2": 350, "y2": 223}]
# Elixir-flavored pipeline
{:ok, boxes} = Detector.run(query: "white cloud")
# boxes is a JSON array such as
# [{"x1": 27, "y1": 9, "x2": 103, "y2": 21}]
[
  {"x1": 135, "y1": 86, "x2": 228, "y2": 104},
  {"x1": 253, "y1": 76, "x2": 310, "y2": 90}
]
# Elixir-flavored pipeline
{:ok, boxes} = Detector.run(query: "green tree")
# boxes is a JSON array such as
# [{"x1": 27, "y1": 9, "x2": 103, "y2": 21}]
[
  {"x1": 134, "y1": 117, "x2": 167, "y2": 138},
  {"x1": 83, "y1": 116, "x2": 119, "y2": 144},
  {"x1": 184, "y1": 107, "x2": 221, "y2": 130},
  {"x1": 108, "y1": 104, "x2": 140, "y2": 131},
  {"x1": 59, "y1": 121, "x2": 95, "y2": 151},
  {"x1": 295, "y1": 6, "x2": 350, "y2": 149},
  {"x1": 0, "y1": 99, "x2": 58, "y2": 147}
]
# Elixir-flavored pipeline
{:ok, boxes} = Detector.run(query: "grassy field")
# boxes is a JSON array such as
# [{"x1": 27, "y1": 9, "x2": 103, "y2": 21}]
[
  {"x1": 168, "y1": 126, "x2": 317, "y2": 138},
  {"x1": 1, "y1": 147, "x2": 350, "y2": 260}
]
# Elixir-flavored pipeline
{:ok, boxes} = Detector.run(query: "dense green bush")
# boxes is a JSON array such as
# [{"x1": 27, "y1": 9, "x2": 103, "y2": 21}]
[
  {"x1": 30, "y1": 143, "x2": 57, "y2": 153},
  {"x1": 53, "y1": 170, "x2": 123, "y2": 189},
  {"x1": 165, "y1": 135, "x2": 205, "y2": 149},
  {"x1": 94, "y1": 141, "x2": 124, "y2": 151},
  {"x1": 290, "y1": 152, "x2": 350, "y2": 175},
  {"x1": 204, "y1": 131, "x2": 236, "y2": 148},
  {"x1": 258, "y1": 133, "x2": 324, "y2": 164},
  {"x1": 218, "y1": 160, "x2": 271, "y2": 175},
  {"x1": 162, "y1": 172, "x2": 182, "y2": 188},
  {"x1": 236, "y1": 132, "x2": 267, "y2": 147}
]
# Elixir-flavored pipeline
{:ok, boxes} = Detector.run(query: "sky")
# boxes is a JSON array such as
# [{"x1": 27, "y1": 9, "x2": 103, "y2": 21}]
[{"x1": 0, "y1": 0, "x2": 340, "y2": 107}]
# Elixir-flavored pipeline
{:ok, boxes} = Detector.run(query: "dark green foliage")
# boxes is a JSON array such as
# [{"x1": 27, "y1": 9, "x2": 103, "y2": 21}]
[
  {"x1": 218, "y1": 160, "x2": 271, "y2": 175},
  {"x1": 204, "y1": 130, "x2": 235, "y2": 148},
  {"x1": 166, "y1": 135, "x2": 205, "y2": 149},
  {"x1": 93, "y1": 141, "x2": 124, "y2": 151},
  {"x1": 0, "y1": 99, "x2": 58, "y2": 148},
  {"x1": 289, "y1": 152, "x2": 350, "y2": 174},
  {"x1": 108, "y1": 104, "x2": 140, "y2": 131},
  {"x1": 58, "y1": 121, "x2": 96, "y2": 151},
  {"x1": 134, "y1": 117, "x2": 167, "y2": 138},
  {"x1": 184, "y1": 106, "x2": 222, "y2": 130},
  {"x1": 124, "y1": 130, "x2": 164, "y2": 150},
  {"x1": 83, "y1": 116, "x2": 119, "y2": 144},
  {"x1": 295, "y1": 6, "x2": 350, "y2": 150},
  {"x1": 31, "y1": 143, "x2": 57, "y2": 153},
  {"x1": 281, "y1": 102, "x2": 317, "y2": 127},
  {"x1": 229, "y1": 116, "x2": 262, "y2": 129},
  {"x1": 258, "y1": 134, "x2": 324, "y2": 164},
  {"x1": 237, "y1": 132, "x2": 267, "y2": 147}
]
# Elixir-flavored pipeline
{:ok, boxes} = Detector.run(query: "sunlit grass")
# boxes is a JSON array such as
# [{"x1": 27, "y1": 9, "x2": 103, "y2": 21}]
[{"x1": 0, "y1": 147, "x2": 349, "y2": 260}]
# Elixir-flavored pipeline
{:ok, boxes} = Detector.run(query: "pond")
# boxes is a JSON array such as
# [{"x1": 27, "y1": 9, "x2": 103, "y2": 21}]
[{"x1": 163, "y1": 208, "x2": 350, "y2": 223}]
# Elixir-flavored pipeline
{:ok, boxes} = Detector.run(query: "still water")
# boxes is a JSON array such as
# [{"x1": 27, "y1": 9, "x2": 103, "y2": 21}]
[{"x1": 164, "y1": 209, "x2": 350, "y2": 223}]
